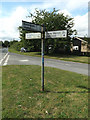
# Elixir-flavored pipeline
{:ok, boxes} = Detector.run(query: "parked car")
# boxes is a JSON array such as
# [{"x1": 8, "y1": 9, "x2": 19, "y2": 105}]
[{"x1": 20, "y1": 47, "x2": 27, "y2": 52}]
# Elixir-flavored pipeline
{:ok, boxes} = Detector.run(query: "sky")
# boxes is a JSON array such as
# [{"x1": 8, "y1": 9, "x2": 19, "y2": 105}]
[{"x1": 0, "y1": 0, "x2": 89, "y2": 41}]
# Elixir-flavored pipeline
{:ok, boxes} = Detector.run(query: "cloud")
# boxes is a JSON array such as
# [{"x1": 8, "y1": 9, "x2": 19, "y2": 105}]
[
  {"x1": 40, "y1": 0, "x2": 89, "y2": 14},
  {"x1": 58, "y1": 9, "x2": 72, "y2": 16},
  {"x1": 0, "y1": 6, "x2": 30, "y2": 41},
  {"x1": 0, "y1": 4, "x2": 2, "y2": 15},
  {"x1": 88, "y1": 1, "x2": 90, "y2": 37},
  {"x1": 73, "y1": 13, "x2": 88, "y2": 37},
  {"x1": 0, "y1": 0, "x2": 89, "y2": 41},
  {"x1": 1, "y1": 0, "x2": 89, "y2": 11},
  {"x1": 58, "y1": 9, "x2": 88, "y2": 37},
  {"x1": 66, "y1": 0, "x2": 88, "y2": 11},
  {"x1": 0, "y1": 0, "x2": 40, "y2": 2}
]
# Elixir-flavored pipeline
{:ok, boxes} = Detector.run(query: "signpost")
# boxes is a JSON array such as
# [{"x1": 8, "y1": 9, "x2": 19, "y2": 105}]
[
  {"x1": 22, "y1": 20, "x2": 67, "y2": 92},
  {"x1": 25, "y1": 30, "x2": 67, "y2": 39},
  {"x1": 45, "y1": 30, "x2": 67, "y2": 38},
  {"x1": 26, "y1": 33, "x2": 41, "y2": 39},
  {"x1": 22, "y1": 20, "x2": 42, "y2": 32},
  {"x1": 41, "y1": 24, "x2": 45, "y2": 91}
]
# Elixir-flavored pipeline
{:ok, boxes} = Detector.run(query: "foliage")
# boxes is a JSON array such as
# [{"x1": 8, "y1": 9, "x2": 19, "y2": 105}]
[
  {"x1": 1, "y1": 40, "x2": 20, "y2": 49},
  {"x1": 10, "y1": 41, "x2": 23, "y2": 51},
  {"x1": 9, "y1": 40, "x2": 18, "y2": 46},
  {"x1": 19, "y1": 8, "x2": 77, "y2": 54},
  {"x1": 0, "y1": 41, "x2": 2, "y2": 48},
  {"x1": 2, "y1": 41, "x2": 10, "y2": 47},
  {"x1": 18, "y1": 26, "x2": 41, "y2": 52}
]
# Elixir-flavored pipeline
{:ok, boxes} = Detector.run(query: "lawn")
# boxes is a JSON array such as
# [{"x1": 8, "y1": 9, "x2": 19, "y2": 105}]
[
  {"x1": 9, "y1": 48, "x2": 89, "y2": 64},
  {"x1": 2, "y1": 65, "x2": 88, "y2": 118}
]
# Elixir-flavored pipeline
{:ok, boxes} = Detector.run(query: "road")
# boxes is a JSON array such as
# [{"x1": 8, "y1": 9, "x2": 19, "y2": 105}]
[
  {"x1": 0, "y1": 48, "x2": 8, "y2": 65},
  {"x1": 1, "y1": 52, "x2": 89, "y2": 76},
  {"x1": 0, "y1": 48, "x2": 8, "y2": 60}
]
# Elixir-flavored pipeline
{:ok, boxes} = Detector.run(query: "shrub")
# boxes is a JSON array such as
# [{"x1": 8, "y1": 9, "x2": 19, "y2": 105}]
[{"x1": 10, "y1": 42, "x2": 23, "y2": 51}]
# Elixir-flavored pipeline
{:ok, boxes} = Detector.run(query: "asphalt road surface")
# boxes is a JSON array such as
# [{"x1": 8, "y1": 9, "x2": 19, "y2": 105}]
[
  {"x1": 0, "y1": 48, "x2": 8, "y2": 65},
  {"x1": 0, "y1": 48, "x2": 8, "y2": 60},
  {"x1": 2, "y1": 52, "x2": 89, "y2": 76}
]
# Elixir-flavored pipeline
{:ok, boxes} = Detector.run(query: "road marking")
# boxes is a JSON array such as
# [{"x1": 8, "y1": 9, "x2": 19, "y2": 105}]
[
  {"x1": 0, "y1": 52, "x2": 9, "y2": 65},
  {"x1": 3, "y1": 55, "x2": 10, "y2": 66},
  {"x1": 65, "y1": 64, "x2": 70, "y2": 66},
  {"x1": 19, "y1": 60, "x2": 29, "y2": 62}
]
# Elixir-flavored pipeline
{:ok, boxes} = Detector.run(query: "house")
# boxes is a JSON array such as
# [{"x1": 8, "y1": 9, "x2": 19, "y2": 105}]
[{"x1": 71, "y1": 37, "x2": 90, "y2": 55}]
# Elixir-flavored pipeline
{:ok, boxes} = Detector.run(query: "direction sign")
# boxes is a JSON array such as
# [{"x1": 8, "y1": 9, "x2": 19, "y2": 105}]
[
  {"x1": 26, "y1": 30, "x2": 67, "y2": 39},
  {"x1": 22, "y1": 20, "x2": 42, "y2": 32},
  {"x1": 26, "y1": 33, "x2": 41, "y2": 39},
  {"x1": 45, "y1": 30, "x2": 67, "y2": 38}
]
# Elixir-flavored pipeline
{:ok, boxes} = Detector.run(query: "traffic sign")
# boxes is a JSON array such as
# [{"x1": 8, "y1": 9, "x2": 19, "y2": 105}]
[
  {"x1": 22, "y1": 20, "x2": 42, "y2": 32},
  {"x1": 26, "y1": 33, "x2": 41, "y2": 39},
  {"x1": 45, "y1": 30, "x2": 67, "y2": 38}
]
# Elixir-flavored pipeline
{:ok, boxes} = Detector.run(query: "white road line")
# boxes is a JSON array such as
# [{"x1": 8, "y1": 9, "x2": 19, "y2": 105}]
[
  {"x1": 3, "y1": 55, "x2": 10, "y2": 66},
  {"x1": 0, "y1": 52, "x2": 9, "y2": 65},
  {"x1": 19, "y1": 60, "x2": 29, "y2": 62},
  {"x1": 65, "y1": 64, "x2": 70, "y2": 66}
]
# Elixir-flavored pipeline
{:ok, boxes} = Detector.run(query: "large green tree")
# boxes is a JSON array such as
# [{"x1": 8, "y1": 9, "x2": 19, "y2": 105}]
[{"x1": 19, "y1": 8, "x2": 76, "y2": 54}]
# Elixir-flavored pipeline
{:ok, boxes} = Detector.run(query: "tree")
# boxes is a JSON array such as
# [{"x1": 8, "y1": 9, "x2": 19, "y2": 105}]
[
  {"x1": 19, "y1": 8, "x2": 77, "y2": 54},
  {"x1": 18, "y1": 26, "x2": 41, "y2": 52},
  {"x1": 10, "y1": 41, "x2": 23, "y2": 51},
  {"x1": 0, "y1": 41, "x2": 3, "y2": 48},
  {"x1": 3, "y1": 41, "x2": 10, "y2": 47},
  {"x1": 9, "y1": 40, "x2": 18, "y2": 47}
]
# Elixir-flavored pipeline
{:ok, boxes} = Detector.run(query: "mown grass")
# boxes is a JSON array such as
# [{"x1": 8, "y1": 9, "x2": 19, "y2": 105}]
[
  {"x1": 2, "y1": 65, "x2": 88, "y2": 118},
  {"x1": 9, "y1": 48, "x2": 89, "y2": 64}
]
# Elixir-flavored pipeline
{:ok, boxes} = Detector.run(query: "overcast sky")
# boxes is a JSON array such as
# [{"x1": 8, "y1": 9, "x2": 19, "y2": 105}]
[{"x1": 0, "y1": 0, "x2": 89, "y2": 41}]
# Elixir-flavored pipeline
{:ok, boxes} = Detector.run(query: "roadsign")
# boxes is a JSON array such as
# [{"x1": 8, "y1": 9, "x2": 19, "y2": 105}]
[
  {"x1": 21, "y1": 20, "x2": 68, "y2": 92},
  {"x1": 22, "y1": 20, "x2": 42, "y2": 32},
  {"x1": 26, "y1": 30, "x2": 67, "y2": 39},
  {"x1": 45, "y1": 30, "x2": 67, "y2": 38},
  {"x1": 26, "y1": 33, "x2": 41, "y2": 39}
]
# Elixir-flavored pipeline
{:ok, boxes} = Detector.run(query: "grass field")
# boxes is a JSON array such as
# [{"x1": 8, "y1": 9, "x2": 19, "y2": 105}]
[
  {"x1": 9, "y1": 48, "x2": 89, "y2": 64},
  {"x1": 2, "y1": 65, "x2": 88, "y2": 118}
]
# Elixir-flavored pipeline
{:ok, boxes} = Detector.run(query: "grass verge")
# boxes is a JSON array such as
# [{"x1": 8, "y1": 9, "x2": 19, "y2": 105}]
[
  {"x1": 2, "y1": 65, "x2": 88, "y2": 118},
  {"x1": 9, "y1": 48, "x2": 89, "y2": 64}
]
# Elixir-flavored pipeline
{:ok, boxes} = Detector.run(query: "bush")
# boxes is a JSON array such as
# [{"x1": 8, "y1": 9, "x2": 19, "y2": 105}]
[{"x1": 10, "y1": 42, "x2": 23, "y2": 51}]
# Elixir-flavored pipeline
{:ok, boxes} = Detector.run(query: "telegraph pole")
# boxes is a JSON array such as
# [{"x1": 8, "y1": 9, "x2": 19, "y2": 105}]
[{"x1": 41, "y1": 24, "x2": 45, "y2": 91}]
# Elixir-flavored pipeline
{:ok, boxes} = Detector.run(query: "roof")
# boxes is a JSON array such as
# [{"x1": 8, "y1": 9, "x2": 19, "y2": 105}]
[{"x1": 74, "y1": 37, "x2": 88, "y2": 43}]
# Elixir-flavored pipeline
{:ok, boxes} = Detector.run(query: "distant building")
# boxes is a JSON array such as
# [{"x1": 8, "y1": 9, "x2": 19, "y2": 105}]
[{"x1": 71, "y1": 37, "x2": 90, "y2": 55}]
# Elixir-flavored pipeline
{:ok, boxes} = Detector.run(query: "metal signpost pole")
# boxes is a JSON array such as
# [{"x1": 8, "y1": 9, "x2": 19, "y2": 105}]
[
  {"x1": 41, "y1": 24, "x2": 45, "y2": 91},
  {"x1": 23, "y1": 20, "x2": 67, "y2": 92}
]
